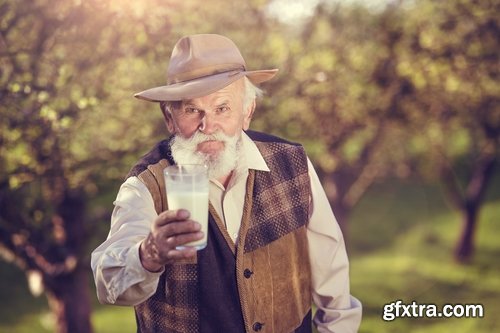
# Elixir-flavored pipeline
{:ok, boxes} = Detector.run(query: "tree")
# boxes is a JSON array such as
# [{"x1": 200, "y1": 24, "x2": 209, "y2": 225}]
[
  {"x1": 395, "y1": 0, "x2": 500, "y2": 261},
  {"x1": 0, "y1": 0, "x2": 174, "y2": 331}
]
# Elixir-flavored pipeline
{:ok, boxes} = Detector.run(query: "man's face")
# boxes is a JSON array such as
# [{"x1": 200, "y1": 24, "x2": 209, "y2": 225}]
[
  {"x1": 164, "y1": 78, "x2": 253, "y2": 179},
  {"x1": 165, "y1": 78, "x2": 252, "y2": 157}
]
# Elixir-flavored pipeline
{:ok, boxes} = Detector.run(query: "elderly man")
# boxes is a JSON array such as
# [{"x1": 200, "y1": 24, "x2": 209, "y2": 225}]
[{"x1": 91, "y1": 34, "x2": 362, "y2": 333}]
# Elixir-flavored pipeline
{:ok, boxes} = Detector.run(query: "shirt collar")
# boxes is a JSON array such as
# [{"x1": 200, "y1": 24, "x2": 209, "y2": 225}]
[
  {"x1": 241, "y1": 131, "x2": 270, "y2": 172},
  {"x1": 209, "y1": 131, "x2": 269, "y2": 190}
]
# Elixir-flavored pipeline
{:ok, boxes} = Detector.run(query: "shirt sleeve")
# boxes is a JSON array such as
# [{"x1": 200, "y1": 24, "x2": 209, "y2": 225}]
[
  {"x1": 90, "y1": 176, "x2": 164, "y2": 306},
  {"x1": 306, "y1": 158, "x2": 362, "y2": 332}
]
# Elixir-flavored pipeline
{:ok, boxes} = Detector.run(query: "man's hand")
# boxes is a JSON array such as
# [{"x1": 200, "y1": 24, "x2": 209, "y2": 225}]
[{"x1": 139, "y1": 209, "x2": 203, "y2": 272}]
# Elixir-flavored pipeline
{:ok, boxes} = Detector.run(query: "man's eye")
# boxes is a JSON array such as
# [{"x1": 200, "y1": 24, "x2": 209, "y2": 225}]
[
  {"x1": 185, "y1": 108, "x2": 200, "y2": 114},
  {"x1": 217, "y1": 106, "x2": 230, "y2": 113}
]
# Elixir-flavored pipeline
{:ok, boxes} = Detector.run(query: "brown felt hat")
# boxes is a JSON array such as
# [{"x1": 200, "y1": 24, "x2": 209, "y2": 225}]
[{"x1": 134, "y1": 34, "x2": 279, "y2": 102}]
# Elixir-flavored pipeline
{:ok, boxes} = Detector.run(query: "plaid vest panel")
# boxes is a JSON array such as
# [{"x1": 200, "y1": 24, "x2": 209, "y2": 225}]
[{"x1": 245, "y1": 140, "x2": 310, "y2": 253}]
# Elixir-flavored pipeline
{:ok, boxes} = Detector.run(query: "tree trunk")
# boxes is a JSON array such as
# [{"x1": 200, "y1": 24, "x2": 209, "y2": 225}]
[
  {"x1": 44, "y1": 189, "x2": 94, "y2": 333},
  {"x1": 454, "y1": 204, "x2": 478, "y2": 263},
  {"x1": 45, "y1": 264, "x2": 94, "y2": 333},
  {"x1": 440, "y1": 149, "x2": 497, "y2": 263}
]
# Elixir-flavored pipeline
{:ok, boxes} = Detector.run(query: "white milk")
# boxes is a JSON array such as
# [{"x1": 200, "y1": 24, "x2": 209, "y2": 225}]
[{"x1": 167, "y1": 191, "x2": 209, "y2": 249}]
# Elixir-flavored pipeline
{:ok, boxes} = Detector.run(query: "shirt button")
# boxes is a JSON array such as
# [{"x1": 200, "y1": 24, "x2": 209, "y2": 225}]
[
  {"x1": 252, "y1": 322, "x2": 263, "y2": 331},
  {"x1": 233, "y1": 233, "x2": 238, "y2": 239},
  {"x1": 243, "y1": 268, "x2": 253, "y2": 279}
]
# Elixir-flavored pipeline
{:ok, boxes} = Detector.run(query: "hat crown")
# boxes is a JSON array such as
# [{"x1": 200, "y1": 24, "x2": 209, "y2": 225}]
[
  {"x1": 134, "y1": 34, "x2": 278, "y2": 102},
  {"x1": 167, "y1": 34, "x2": 247, "y2": 84}
]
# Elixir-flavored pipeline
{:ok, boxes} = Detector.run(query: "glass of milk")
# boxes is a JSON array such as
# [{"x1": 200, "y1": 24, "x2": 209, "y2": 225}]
[{"x1": 164, "y1": 164, "x2": 209, "y2": 250}]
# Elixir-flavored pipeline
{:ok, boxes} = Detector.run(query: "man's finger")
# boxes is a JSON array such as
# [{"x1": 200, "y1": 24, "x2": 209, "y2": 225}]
[
  {"x1": 155, "y1": 209, "x2": 190, "y2": 226},
  {"x1": 166, "y1": 231, "x2": 204, "y2": 247},
  {"x1": 157, "y1": 220, "x2": 201, "y2": 238}
]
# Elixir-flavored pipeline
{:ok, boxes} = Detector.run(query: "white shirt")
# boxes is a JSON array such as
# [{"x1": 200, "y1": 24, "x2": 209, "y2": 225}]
[{"x1": 91, "y1": 132, "x2": 362, "y2": 332}]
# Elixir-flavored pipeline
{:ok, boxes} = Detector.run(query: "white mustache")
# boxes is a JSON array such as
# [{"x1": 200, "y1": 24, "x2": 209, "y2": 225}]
[{"x1": 182, "y1": 131, "x2": 232, "y2": 146}]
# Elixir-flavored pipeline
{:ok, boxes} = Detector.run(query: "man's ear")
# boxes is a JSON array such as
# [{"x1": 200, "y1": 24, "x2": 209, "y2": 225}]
[
  {"x1": 242, "y1": 99, "x2": 256, "y2": 131},
  {"x1": 162, "y1": 109, "x2": 175, "y2": 133}
]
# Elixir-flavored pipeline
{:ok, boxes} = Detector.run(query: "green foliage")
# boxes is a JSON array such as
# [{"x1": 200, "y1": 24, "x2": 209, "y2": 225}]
[
  {"x1": 0, "y1": 2, "x2": 167, "y2": 293},
  {"x1": 254, "y1": 0, "x2": 499, "y2": 205},
  {"x1": 395, "y1": 0, "x2": 499, "y2": 175}
]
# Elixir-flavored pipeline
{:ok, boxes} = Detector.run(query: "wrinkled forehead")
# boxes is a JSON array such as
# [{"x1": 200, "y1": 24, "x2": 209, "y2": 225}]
[
  {"x1": 161, "y1": 78, "x2": 245, "y2": 112},
  {"x1": 185, "y1": 78, "x2": 245, "y2": 103}
]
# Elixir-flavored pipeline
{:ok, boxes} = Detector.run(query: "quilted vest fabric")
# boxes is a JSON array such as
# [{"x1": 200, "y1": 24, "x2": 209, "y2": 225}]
[{"x1": 128, "y1": 130, "x2": 312, "y2": 333}]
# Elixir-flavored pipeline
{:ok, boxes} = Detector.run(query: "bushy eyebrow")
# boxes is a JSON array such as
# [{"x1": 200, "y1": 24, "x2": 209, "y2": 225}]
[
  {"x1": 183, "y1": 102, "x2": 199, "y2": 108},
  {"x1": 183, "y1": 100, "x2": 231, "y2": 109}
]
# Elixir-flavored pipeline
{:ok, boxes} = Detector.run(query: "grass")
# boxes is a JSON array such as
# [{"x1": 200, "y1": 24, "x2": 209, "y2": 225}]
[
  {"x1": 0, "y1": 259, "x2": 136, "y2": 333},
  {"x1": 349, "y1": 180, "x2": 500, "y2": 333},
  {"x1": 91, "y1": 305, "x2": 136, "y2": 333},
  {"x1": 1, "y1": 179, "x2": 499, "y2": 332}
]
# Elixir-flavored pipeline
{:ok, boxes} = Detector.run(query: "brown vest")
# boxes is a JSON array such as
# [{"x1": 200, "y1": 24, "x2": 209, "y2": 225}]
[{"x1": 129, "y1": 131, "x2": 312, "y2": 333}]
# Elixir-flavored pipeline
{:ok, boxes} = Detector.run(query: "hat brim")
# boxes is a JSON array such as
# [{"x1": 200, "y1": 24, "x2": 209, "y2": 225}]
[{"x1": 134, "y1": 69, "x2": 278, "y2": 102}]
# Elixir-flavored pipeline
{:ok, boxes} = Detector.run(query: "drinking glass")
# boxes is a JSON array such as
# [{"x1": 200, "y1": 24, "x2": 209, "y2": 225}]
[{"x1": 164, "y1": 164, "x2": 209, "y2": 250}]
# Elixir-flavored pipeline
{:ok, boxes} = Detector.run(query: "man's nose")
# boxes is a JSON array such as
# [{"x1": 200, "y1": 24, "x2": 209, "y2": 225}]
[{"x1": 198, "y1": 113, "x2": 218, "y2": 134}]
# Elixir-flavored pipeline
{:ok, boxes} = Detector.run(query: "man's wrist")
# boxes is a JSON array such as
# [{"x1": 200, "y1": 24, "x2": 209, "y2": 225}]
[{"x1": 139, "y1": 233, "x2": 164, "y2": 272}]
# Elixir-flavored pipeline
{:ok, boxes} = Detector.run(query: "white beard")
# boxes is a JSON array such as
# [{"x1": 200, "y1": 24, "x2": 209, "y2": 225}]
[{"x1": 170, "y1": 131, "x2": 241, "y2": 180}]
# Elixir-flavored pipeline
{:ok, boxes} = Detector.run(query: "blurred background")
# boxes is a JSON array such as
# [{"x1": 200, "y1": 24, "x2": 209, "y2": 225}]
[{"x1": 0, "y1": 0, "x2": 499, "y2": 332}]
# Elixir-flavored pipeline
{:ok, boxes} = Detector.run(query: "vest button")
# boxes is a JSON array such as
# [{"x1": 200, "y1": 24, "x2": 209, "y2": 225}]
[
  {"x1": 243, "y1": 268, "x2": 253, "y2": 278},
  {"x1": 252, "y1": 322, "x2": 263, "y2": 331}
]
